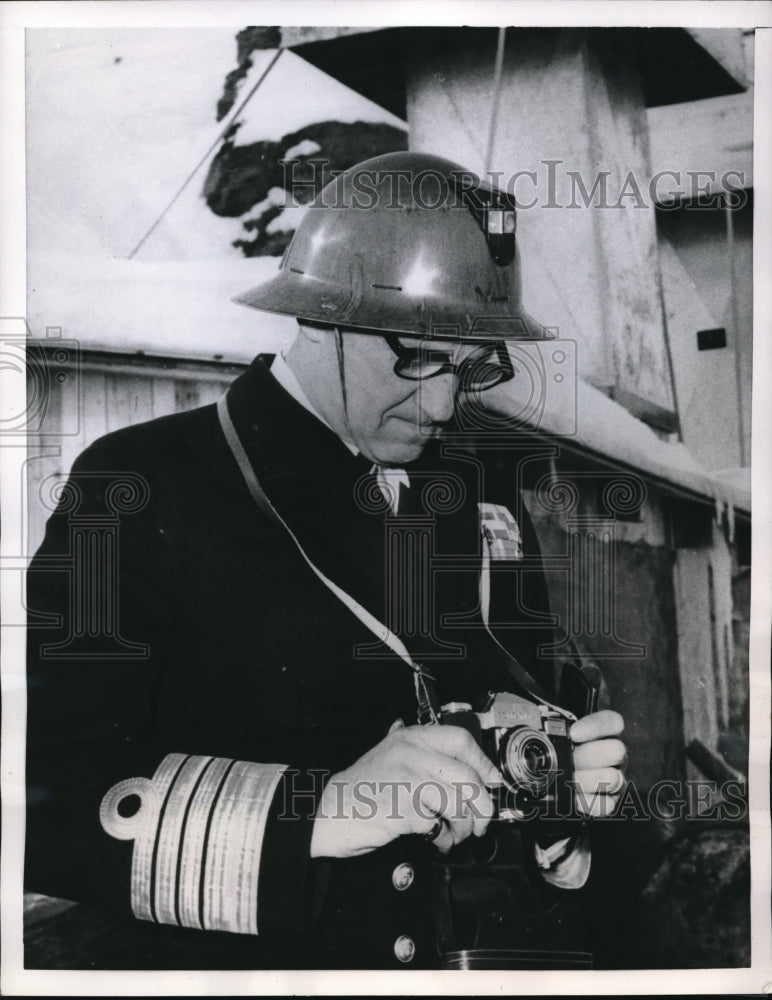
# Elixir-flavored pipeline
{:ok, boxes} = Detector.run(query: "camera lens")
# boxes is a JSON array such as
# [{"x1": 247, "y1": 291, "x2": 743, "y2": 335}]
[
  {"x1": 522, "y1": 737, "x2": 551, "y2": 774},
  {"x1": 500, "y1": 727, "x2": 558, "y2": 796}
]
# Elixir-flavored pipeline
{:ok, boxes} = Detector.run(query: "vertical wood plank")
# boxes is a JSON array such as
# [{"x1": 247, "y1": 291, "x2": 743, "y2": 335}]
[
  {"x1": 672, "y1": 548, "x2": 720, "y2": 751},
  {"x1": 26, "y1": 360, "x2": 65, "y2": 555},
  {"x1": 195, "y1": 380, "x2": 228, "y2": 408},
  {"x1": 174, "y1": 380, "x2": 200, "y2": 412},
  {"x1": 105, "y1": 374, "x2": 154, "y2": 432},
  {"x1": 659, "y1": 238, "x2": 740, "y2": 470},
  {"x1": 150, "y1": 378, "x2": 178, "y2": 419},
  {"x1": 708, "y1": 524, "x2": 733, "y2": 732}
]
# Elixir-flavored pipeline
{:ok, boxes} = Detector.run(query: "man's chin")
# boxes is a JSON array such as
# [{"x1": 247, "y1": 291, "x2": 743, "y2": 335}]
[{"x1": 365, "y1": 439, "x2": 429, "y2": 466}]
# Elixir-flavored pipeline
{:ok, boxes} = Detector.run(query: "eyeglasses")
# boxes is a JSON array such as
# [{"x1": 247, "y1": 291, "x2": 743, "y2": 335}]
[{"x1": 383, "y1": 335, "x2": 515, "y2": 392}]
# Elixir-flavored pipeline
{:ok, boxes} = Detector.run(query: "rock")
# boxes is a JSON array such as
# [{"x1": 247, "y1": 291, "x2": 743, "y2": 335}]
[{"x1": 203, "y1": 120, "x2": 406, "y2": 256}]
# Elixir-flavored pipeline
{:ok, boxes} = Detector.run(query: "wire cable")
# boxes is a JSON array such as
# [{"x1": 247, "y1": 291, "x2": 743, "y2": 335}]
[
  {"x1": 127, "y1": 47, "x2": 285, "y2": 259},
  {"x1": 484, "y1": 28, "x2": 507, "y2": 177}
]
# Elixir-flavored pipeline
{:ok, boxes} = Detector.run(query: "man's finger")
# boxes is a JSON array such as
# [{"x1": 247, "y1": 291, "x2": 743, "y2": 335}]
[
  {"x1": 572, "y1": 766, "x2": 626, "y2": 796},
  {"x1": 432, "y1": 820, "x2": 455, "y2": 854},
  {"x1": 415, "y1": 778, "x2": 474, "y2": 846},
  {"x1": 575, "y1": 789, "x2": 619, "y2": 818},
  {"x1": 469, "y1": 784, "x2": 496, "y2": 836},
  {"x1": 570, "y1": 710, "x2": 624, "y2": 744},
  {"x1": 414, "y1": 724, "x2": 504, "y2": 787},
  {"x1": 414, "y1": 751, "x2": 495, "y2": 832},
  {"x1": 572, "y1": 737, "x2": 627, "y2": 771}
]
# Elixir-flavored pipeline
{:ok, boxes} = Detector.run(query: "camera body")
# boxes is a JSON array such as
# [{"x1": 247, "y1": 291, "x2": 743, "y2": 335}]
[{"x1": 440, "y1": 691, "x2": 577, "y2": 822}]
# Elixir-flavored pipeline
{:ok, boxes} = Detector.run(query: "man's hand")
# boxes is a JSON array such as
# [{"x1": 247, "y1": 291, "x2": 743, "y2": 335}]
[
  {"x1": 570, "y1": 709, "x2": 626, "y2": 818},
  {"x1": 310, "y1": 722, "x2": 502, "y2": 859}
]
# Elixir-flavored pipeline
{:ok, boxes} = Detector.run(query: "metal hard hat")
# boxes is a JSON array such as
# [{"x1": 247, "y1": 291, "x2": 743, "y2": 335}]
[{"x1": 234, "y1": 151, "x2": 545, "y2": 342}]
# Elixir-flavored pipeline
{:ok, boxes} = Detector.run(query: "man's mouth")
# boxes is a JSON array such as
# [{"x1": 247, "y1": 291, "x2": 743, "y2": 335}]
[{"x1": 391, "y1": 415, "x2": 444, "y2": 435}]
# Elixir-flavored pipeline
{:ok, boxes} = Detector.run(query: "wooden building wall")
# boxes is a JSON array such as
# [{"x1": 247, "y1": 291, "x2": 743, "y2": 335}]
[
  {"x1": 522, "y1": 457, "x2": 744, "y2": 794},
  {"x1": 657, "y1": 196, "x2": 753, "y2": 470},
  {"x1": 25, "y1": 351, "x2": 246, "y2": 558}
]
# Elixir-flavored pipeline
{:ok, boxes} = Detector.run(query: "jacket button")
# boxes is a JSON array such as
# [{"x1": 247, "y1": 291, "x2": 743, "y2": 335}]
[
  {"x1": 393, "y1": 935, "x2": 415, "y2": 963},
  {"x1": 391, "y1": 863, "x2": 415, "y2": 891}
]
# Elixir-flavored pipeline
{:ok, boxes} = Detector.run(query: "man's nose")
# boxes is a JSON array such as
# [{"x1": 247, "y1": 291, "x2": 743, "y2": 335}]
[{"x1": 417, "y1": 373, "x2": 456, "y2": 424}]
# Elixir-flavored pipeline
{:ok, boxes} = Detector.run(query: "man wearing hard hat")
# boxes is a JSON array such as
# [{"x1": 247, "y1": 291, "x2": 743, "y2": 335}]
[{"x1": 26, "y1": 152, "x2": 626, "y2": 970}]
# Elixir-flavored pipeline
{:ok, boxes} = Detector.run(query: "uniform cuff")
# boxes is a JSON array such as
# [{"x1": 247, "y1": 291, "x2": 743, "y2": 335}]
[
  {"x1": 256, "y1": 766, "x2": 330, "y2": 935},
  {"x1": 100, "y1": 755, "x2": 326, "y2": 936}
]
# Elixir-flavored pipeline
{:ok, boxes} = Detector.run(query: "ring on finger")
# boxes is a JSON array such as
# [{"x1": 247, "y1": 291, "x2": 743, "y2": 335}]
[{"x1": 422, "y1": 818, "x2": 443, "y2": 843}]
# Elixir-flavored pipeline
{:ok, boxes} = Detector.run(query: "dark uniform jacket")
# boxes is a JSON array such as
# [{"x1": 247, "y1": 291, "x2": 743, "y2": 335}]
[{"x1": 26, "y1": 354, "x2": 576, "y2": 970}]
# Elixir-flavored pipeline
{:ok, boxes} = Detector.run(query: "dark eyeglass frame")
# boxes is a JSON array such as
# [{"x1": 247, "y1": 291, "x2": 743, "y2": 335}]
[{"x1": 383, "y1": 335, "x2": 515, "y2": 391}]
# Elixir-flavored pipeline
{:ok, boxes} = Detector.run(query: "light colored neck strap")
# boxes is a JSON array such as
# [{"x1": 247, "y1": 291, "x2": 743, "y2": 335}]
[{"x1": 216, "y1": 394, "x2": 440, "y2": 724}]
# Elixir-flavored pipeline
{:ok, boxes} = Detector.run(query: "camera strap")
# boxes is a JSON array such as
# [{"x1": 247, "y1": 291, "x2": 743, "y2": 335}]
[
  {"x1": 479, "y1": 526, "x2": 575, "y2": 721},
  {"x1": 216, "y1": 394, "x2": 441, "y2": 725}
]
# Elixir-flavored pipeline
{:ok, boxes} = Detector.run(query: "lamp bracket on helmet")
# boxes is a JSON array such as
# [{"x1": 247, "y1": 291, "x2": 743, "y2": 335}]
[{"x1": 450, "y1": 176, "x2": 518, "y2": 266}]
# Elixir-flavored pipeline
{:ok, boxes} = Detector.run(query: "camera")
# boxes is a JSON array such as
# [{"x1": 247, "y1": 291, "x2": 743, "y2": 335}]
[{"x1": 440, "y1": 691, "x2": 577, "y2": 822}]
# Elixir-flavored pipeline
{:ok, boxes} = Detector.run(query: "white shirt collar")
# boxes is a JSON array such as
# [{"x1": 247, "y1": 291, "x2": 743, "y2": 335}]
[{"x1": 270, "y1": 351, "x2": 358, "y2": 455}]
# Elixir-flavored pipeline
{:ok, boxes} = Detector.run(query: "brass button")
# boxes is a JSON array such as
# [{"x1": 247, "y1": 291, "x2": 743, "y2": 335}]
[
  {"x1": 391, "y1": 863, "x2": 415, "y2": 891},
  {"x1": 393, "y1": 934, "x2": 415, "y2": 963}
]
